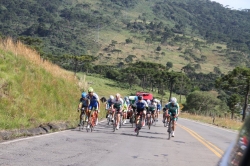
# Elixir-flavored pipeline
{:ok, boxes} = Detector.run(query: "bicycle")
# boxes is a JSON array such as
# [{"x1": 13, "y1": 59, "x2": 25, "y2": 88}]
[
  {"x1": 163, "y1": 111, "x2": 168, "y2": 127},
  {"x1": 146, "y1": 111, "x2": 153, "y2": 130},
  {"x1": 113, "y1": 111, "x2": 118, "y2": 132},
  {"x1": 86, "y1": 108, "x2": 97, "y2": 132},
  {"x1": 107, "y1": 109, "x2": 113, "y2": 125},
  {"x1": 167, "y1": 114, "x2": 176, "y2": 140},
  {"x1": 130, "y1": 108, "x2": 136, "y2": 128},
  {"x1": 135, "y1": 111, "x2": 144, "y2": 136},
  {"x1": 79, "y1": 107, "x2": 88, "y2": 131}
]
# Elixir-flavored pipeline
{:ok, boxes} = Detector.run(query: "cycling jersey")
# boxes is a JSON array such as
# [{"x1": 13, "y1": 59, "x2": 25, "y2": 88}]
[
  {"x1": 86, "y1": 93, "x2": 99, "y2": 109},
  {"x1": 79, "y1": 98, "x2": 88, "y2": 107},
  {"x1": 148, "y1": 102, "x2": 156, "y2": 112},
  {"x1": 135, "y1": 100, "x2": 148, "y2": 110},
  {"x1": 166, "y1": 103, "x2": 179, "y2": 115},
  {"x1": 157, "y1": 103, "x2": 161, "y2": 111},
  {"x1": 106, "y1": 99, "x2": 113, "y2": 109},
  {"x1": 112, "y1": 98, "x2": 123, "y2": 110}
]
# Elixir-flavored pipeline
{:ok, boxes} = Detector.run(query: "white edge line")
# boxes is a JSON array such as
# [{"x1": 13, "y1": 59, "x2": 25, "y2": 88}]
[{"x1": 1, "y1": 119, "x2": 107, "y2": 145}]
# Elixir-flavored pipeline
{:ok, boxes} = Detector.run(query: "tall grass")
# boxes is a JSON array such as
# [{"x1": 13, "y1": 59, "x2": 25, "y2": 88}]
[
  {"x1": 181, "y1": 113, "x2": 243, "y2": 131},
  {"x1": 0, "y1": 38, "x2": 81, "y2": 130}
]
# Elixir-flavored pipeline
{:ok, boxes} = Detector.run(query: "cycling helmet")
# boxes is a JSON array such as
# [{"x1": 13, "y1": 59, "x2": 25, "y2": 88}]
[
  {"x1": 110, "y1": 95, "x2": 114, "y2": 100},
  {"x1": 88, "y1": 87, "x2": 94, "y2": 92},
  {"x1": 81, "y1": 92, "x2": 87, "y2": 98},
  {"x1": 170, "y1": 97, "x2": 177, "y2": 104},
  {"x1": 138, "y1": 96, "x2": 143, "y2": 100},
  {"x1": 147, "y1": 99, "x2": 150, "y2": 103},
  {"x1": 124, "y1": 96, "x2": 128, "y2": 100}
]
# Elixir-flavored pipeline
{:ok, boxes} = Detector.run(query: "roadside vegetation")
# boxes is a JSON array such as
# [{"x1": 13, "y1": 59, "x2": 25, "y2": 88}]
[{"x1": 0, "y1": 38, "x2": 80, "y2": 130}]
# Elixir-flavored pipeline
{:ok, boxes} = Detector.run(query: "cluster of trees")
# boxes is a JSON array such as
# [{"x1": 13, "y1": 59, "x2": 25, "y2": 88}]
[{"x1": 153, "y1": 0, "x2": 250, "y2": 53}]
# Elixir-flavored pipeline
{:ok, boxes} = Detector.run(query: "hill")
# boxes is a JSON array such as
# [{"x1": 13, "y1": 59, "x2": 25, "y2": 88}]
[{"x1": 0, "y1": 0, "x2": 250, "y2": 73}]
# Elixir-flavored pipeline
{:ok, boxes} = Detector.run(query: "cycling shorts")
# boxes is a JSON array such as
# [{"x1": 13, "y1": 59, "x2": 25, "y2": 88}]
[
  {"x1": 137, "y1": 108, "x2": 145, "y2": 115},
  {"x1": 168, "y1": 112, "x2": 177, "y2": 121}
]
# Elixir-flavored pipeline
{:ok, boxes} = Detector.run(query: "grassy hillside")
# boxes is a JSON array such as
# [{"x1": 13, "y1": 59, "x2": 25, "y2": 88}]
[{"x1": 0, "y1": 38, "x2": 81, "y2": 130}]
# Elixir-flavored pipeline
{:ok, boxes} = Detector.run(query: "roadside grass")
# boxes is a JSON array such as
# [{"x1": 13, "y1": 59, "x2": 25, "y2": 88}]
[
  {"x1": 180, "y1": 112, "x2": 243, "y2": 131},
  {"x1": 0, "y1": 38, "x2": 81, "y2": 130}
]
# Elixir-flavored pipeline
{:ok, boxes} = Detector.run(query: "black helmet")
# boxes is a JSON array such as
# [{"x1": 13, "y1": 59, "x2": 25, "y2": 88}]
[{"x1": 138, "y1": 96, "x2": 143, "y2": 100}]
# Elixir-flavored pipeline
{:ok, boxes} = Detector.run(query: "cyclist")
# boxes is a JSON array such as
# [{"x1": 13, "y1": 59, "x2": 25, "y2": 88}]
[
  {"x1": 147, "y1": 99, "x2": 157, "y2": 124},
  {"x1": 155, "y1": 99, "x2": 161, "y2": 122},
  {"x1": 77, "y1": 92, "x2": 88, "y2": 126},
  {"x1": 165, "y1": 97, "x2": 179, "y2": 137},
  {"x1": 86, "y1": 87, "x2": 100, "y2": 128},
  {"x1": 111, "y1": 93, "x2": 123, "y2": 130},
  {"x1": 134, "y1": 95, "x2": 148, "y2": 132},
  {"x1": 122, "y1": 96, "x2": 130, "y2": 124},
  {"x1": 106, "y1": 95, "x2": 114, "y2": 119},
  {"x1": 162, "y1": 101, "x2": 170, "y2": 125}
]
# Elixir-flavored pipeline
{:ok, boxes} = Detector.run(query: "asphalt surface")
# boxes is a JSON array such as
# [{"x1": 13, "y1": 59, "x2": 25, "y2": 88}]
[{"x1": 0, "y1": 117, "x2": 239, "y2": 166}]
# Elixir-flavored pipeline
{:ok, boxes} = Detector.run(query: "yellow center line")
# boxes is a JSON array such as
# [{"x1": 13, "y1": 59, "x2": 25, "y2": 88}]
[
  {"x1": 181, "y1": 125, "x2": 224, "y2": 154},
  {"x1": 178, "y1": 124, "x2": 223, "y2": 158}
]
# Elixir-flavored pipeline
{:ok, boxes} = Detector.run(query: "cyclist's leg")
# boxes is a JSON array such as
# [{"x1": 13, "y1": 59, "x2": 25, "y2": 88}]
[
  {"x1": 116, "y1": 110, "x2": 121, "y2": 129},
  {"x1": 123, "y1": 110, "x2": 127, "y2": 124}
]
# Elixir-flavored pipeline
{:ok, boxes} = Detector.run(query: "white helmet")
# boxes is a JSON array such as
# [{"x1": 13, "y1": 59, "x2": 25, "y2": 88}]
[
  {"x1": 110, "y1": 95, "x2": 114, "y2": 100},
  {"x1": 116, "y1": 93, "x2": 120, "y2": 98},
  {"x1": 147, "y1": 99, "x2": 150, "y2": 103},
  {"x1": 170, "y1": 97, "x2": 177, "y2": 104}
]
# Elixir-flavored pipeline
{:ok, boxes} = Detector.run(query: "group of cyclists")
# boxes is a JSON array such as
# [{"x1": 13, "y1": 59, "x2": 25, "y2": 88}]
[{"x1": 77, "y1": 87, "x2": 179, "y2": 137}]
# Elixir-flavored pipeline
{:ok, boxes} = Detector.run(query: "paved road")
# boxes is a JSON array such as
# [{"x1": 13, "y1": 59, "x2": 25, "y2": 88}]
[{"x1": 0, "y1": 117, "x2": 238, "y2": 166}]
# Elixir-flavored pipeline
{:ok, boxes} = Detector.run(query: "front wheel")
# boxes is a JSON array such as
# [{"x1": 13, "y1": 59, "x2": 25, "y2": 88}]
[{"x1": 168, "y1": 120, "x2": 172, "y2": 140}]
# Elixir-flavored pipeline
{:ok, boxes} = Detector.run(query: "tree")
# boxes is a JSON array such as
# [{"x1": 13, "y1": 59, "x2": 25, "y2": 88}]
[
  {"x1": 166, "y1": 62, "x2": 173, "y2": 70},
  {"x1": 185, "y1": 91, "x2": 221, "y2": 115},
  {"x1": 227, "y1": 94, "x2": 241, "y2": 119},
  {"x1": 145, "y1": 38, "x2": 152, "y2": 50},
  {"x1": 156, "y1": 46, "x2": 161, "y2": 51},
  {"x1": 216, "y1": 67, "x2": 250, "y2": 121}
]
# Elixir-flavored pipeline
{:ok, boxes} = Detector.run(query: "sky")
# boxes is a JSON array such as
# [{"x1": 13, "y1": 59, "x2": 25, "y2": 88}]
[{"x1": 212, "y1": 0, "x2": 250, "y2": 10}]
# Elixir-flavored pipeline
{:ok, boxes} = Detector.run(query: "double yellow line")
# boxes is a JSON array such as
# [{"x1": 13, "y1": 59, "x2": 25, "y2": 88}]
[{"x1": 178, "y1": 124, "x2": 224, "y2": 158}]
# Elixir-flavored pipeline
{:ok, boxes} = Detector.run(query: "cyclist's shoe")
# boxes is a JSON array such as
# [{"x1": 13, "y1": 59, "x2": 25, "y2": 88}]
[
  {"x1": 134, "y1": 128, "x2": 137, "y2": 132},
  {"x1": 116, "y1": 125, "x2": 119, "y2": 130},
  {"x1": 86, "y1": 117, "x2": 88, "y2": 122},
  {"x1": 87, "y1": 125, "x2": 90, "y2": 129},
  {"x1": 172, "y1": 131, "x2": 175, "y2": 137}
]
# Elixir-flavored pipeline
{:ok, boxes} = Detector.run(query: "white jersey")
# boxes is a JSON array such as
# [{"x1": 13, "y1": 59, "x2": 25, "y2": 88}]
[{"x1": 112, "y1": 98, "x2": 124, "y2": 110}]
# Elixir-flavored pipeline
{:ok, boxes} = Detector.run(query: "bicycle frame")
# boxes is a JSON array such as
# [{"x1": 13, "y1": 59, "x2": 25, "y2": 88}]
[{"x1": 87, "y1": 108, "x2": 97, "y2": 132}]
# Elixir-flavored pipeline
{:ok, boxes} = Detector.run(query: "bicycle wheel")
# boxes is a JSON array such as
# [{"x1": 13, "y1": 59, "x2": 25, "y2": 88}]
[
  {"x1": 113, "y1": 114, "x2": 116, "y2": 132},
  {"x1": 168, "y1": 119, "x2": 172, "y2": 140},
  {"x1": 90, "y1": 124, "x2": 93, "y2": 132},
  {"x1": 148, "y1": 116, "x2": 151, "y2": 130},
  {"x1": 120, "y1": 115, "x2": 123, "y2": 128},
  {"x1": 86, "y1": 122, "x2": 90, "y2": 132},
  {"x1": 164, "y1": 117, "x2": 167, "y2": 127}
]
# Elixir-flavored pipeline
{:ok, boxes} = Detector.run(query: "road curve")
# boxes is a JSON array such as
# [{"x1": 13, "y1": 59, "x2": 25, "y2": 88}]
[{"x1": 0, "y1": 117, "x2": 238, "y2": 166}]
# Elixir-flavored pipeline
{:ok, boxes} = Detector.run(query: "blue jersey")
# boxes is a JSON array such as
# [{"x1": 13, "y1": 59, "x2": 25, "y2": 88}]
[
  {"x1": 86, "y1": 93, "x2": 99, "y2": 107},
  {"x1": 135, "y1": 100, "x2": 148, "y2": 110},
  {"x1": 157, "y1": 103, "x2": 161, "y2": 110}
]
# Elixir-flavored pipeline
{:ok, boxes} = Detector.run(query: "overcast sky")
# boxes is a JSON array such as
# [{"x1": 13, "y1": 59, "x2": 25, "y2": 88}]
[{"x1": 211, "y1": 0, "x2": 250, "y2": 10}]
